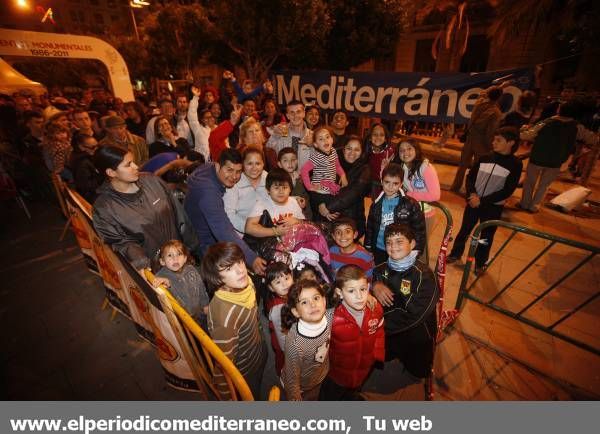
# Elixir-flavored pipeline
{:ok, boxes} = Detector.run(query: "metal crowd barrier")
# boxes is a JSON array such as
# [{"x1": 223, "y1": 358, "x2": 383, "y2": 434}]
[{"x1": 454, "y1": 219, "x2": 600, "y2": 356}]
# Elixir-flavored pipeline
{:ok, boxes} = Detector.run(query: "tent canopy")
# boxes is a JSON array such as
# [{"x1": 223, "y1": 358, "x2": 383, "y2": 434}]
[{"x1": 0, "y1": 57, "x2": 46, "y2": 96}]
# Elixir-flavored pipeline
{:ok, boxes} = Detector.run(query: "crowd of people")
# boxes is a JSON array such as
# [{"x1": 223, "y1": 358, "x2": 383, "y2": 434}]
[{"x1": 0, "y1": 72, "x2": 598, "y2": 400}]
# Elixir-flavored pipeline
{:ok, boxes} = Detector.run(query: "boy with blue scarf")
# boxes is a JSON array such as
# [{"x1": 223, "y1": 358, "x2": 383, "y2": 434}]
[{"x1": 371, "y1": 223, "x2": 439, "y2": 379}]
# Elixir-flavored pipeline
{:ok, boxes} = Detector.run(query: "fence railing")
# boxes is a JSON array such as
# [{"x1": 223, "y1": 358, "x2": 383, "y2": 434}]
[{"x1": 454, "y1": 219, "x2": 600, "y2": 356}]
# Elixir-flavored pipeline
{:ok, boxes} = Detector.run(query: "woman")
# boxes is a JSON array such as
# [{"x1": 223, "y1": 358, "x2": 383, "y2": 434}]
[
  {"x1": 188, "y1": 85, "x2": 217, "y2": 162},
  {"x1": 395, "y1": 138, "x2": 441, "y2": 261},
  {"x1": 209, "y1": 113, "x2": 271, "y2": 164},
  {"x1": 123, "y1": 101, "x2": 147, "y2": 138},
  {"x1": 69, "y1": 132, "x2": 103, "y2": 203},
  {"x1": 317, "y1": 136, "x2": 371, "y2": 237},
  {"x1": 92, "y1": 146, "x2": 197, "y2": 272},
  {"x1": 260, "y1": 98, "x2": 286, "y2": 140},
  {"x1": 305, "y1": 105, "x2": 321, "y2": 130},
  {"x1": 223, "y1": 146, "x2": 270, "y2": 234},
  {"x1": 149, "y1": 116, "x2": 191, "y2": 158}
]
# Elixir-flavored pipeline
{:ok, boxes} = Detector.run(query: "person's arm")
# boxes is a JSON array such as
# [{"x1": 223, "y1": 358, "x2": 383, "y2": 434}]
[
  {"x1": 520, "y1": 121, "x2": 546, "y2": 142},
  {"x1": 283, "y1": 333, "x2": 303, "y2": 401},
  {"x1": 145, "y1": 117, "x2": 156, "y2": 144},
  {"x1": 92, "y1": 205, "x2": 150, "y2": 269},
  {"x1": 389, "y1": 270, "x2": 439, "y2": 332},
  {"x1": 405, "y1": 164, "x2": 441, "y2": 202},
  {"x1": 245, "y1": 215, "x2": 283, "y2": 238},
  {"x1": 187, "y1": 95, "x2": 203, "y2": 147},
  {"x1": 269, "y1": 304, "x2": 287, "y2": 352},
  {"x1": 327, "y1": 165, "x2": 371, "y2": 213},
  {"x1": 364, "y1": 203, "x2": 376, "y2": 251},
  {"x1": 465, "y1": 158, "x2": 481, "y2": 198},
  {"x1": 153, "y1": 157, "x2": 193, "y2": 178},
  {"x1": 209, "y1": 316, "x2": 239, "y2": 400},
  {"x1": 405, "y1": 197, "x2": 427, "y2": 253},
  {"x1": 198, "y1": 188, "x2": 258, "y2": 264},
  {"x1": 223, "y1": 186, "x2": 246, "y2": 233},
  {"x1": 373, "y1": 304, "x2": 385, "y2": 362},
  {"x1": 334, "y1": 156, "x2": 346, "y2": 179},
  {"x1": 299, "y1": 160, "x2": 316, "y2": 190},
  {"x1": 480, "y1": 159, "x2": 523, "y2": 204}
]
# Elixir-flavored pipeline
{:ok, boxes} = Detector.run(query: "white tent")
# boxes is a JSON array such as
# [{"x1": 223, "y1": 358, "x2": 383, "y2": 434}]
[{"x1": 0, "y1": 57, "x2": 46, "y2": 96}]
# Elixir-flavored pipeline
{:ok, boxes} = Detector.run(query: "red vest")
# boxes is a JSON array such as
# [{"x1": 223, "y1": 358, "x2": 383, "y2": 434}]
[{"x1": 328, "y1": 302, "x2": 385, "y2": 389}]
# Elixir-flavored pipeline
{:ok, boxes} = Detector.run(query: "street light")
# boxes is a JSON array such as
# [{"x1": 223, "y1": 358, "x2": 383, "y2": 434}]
[
  {"x1": 15, "y1": 0, "x2": 31, "y2": 10},
  {"x1": 129, "y1": 0, "x2": 150, "y2": 40}
]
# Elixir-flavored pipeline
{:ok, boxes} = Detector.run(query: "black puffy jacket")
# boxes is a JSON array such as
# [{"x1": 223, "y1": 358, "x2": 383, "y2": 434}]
[
  {"x1": 326, "y1": 160, "x2": 371, "y2": 236},
  {"x1": 365, "y1": 191, "x2": 426, "y2": 252}
]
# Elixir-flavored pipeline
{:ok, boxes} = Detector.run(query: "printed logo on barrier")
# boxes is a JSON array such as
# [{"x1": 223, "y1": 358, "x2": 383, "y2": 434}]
[
  {"x1": 69, "y1": 211, "x2": 92, "y2": 249},
  {"x1": 129, "y1": 285, "x2": 179, "y2": 363},
  {"x1": 91, "y1": 237, "x2": 121, "y2": 289}
]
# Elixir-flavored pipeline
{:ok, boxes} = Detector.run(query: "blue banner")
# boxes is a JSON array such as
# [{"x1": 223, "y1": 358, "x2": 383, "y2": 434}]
[{"x1": 274, "y1": 69, "x2": 532, "y2": 124}]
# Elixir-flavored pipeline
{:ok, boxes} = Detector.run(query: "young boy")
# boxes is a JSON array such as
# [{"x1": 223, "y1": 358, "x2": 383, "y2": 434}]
[
  {"x1": 277, "y1": 147, "x2": 312, "y2": 219},
  {"x1": 365, "y1": 163, "x2": 426, "y2": 265},
  {"x1": 245, "y1": 168, "x2": 305, "y2": 237},
  {"x1": 330, "y1": 217, "x2": 375, "y2": 279},
  {"x1": 447, "y1": 127, "x2": 523, "y2": 275},
  {"x1": 372, "y1": 224, "x2": 439, "y2": 380},
  {"x1": 321, "y1": 265, "x2": 385, "y2": 400},
  {"x1": 200, "y1": 242, "x2": 268, "y2": 400}
]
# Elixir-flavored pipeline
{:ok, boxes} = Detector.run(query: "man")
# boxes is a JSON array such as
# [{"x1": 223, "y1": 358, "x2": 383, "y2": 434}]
[
  {"x1": 266, "y1": 100, "x2": 313, "y2": 169},
  {"x1": 99, "y1": 115, "x2": 148, "y2": 166},
  {"x1": 330, "y1": 110, "x2": 351, "y2": 150},
  {"x1": 145, "y1": 99, "x2": 178, "y2": 144},
  {"x1": 538, "y1": 84, "x2": 576, "y2": 122},
  {"x1": 185, "y1": 149, "x2": 267, "y2": 275},
  {"x1": 175, "y1": 94, "x2": 193, "y2": 144},
  {"x1": 18, "y1": 110, "x2": 49, "y2": 197},
  {"x1": 451, "y1": 86, "x2": 503, "y2": 192},
  {"x1": 71, "y1": 109, "x2": 99, "y2": 143},
  {"x1": 518, "y1": 101, "x2": 579, "y2": 213}
]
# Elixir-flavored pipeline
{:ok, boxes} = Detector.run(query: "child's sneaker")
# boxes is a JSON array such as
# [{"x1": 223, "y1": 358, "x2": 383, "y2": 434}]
[{"x1": 474, "y1": 264, "x2": 488, "y2": 276}]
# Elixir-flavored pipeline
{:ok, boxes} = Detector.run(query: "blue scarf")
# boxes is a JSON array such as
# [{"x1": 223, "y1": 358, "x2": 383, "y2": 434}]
[{"x1": 387, "y1": 250, "x2": 419, "y2": 272}]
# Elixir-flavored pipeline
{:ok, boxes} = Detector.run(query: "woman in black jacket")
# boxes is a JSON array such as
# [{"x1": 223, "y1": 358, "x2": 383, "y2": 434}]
[{"x1": 316, "y1": 136, "x2": 371, "y2": 238}]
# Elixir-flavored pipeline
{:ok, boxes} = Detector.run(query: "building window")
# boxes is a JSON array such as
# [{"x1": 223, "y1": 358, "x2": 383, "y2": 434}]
[
  {"x1": 70, "y1": 10, "x2": 79, "y2": 22},
  {"x1": 413, "y1": 39, "x2": 437, "y2": 72},
  {"x1": 79, "y1": 11, "x2": 86, "y2": 22},
  {"x1": 459, "y1": 34, "x2": 490, "y2": 72},
  {"x1": 110, "y1": 15, "x2": 118, "y2": 23},
  {"x1": 94, "y1": 13, "x2": 104, "y2": 25},
  {"x1": 90, "y1": 0, "x2": 100, "y2": 6}
]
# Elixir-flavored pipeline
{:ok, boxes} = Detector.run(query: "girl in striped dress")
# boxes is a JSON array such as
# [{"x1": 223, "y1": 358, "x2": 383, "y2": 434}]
[
  {"x1": 300, "y1": 126, "x2": 348, "y2": 221},
  {"x1": 281, "y1": 279, "x2": 334, "y2": 401}
]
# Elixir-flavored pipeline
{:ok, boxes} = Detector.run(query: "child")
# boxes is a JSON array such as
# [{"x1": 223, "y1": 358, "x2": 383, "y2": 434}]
[
  {"x1": 293, "y1": 263, "x2": 321, "y2": 283},
  {"x1": 365, "y1": 163, "x2": 426, "y2": 265},
  {"x1": 372, "y1": 223, "x2": 439, "y2": 380},
  {"x1": 300, "y1": 126, "x2": 348, "y2": 218},
  {"x1": 320, "y1": 265, "x2": 385, "y2": 400},
  {"x1": 278, "y1": 147, "x2": 312, "y2": 219},
  {"x1": 200, "y1": 242, "x2": 267, "y2": 400},
  {"x1": 156, "y1": 240, "x2": 209, "y2": 328},
  {"x1": 329, "y1": 217, "x2": 375, "y2": 280},
  {"x1": 281, "y1": 279, "x2": 334, "y2": 400},
  {"x1": 396, "y1": 139, "x2": 441, "y2": 239},
  {"x1": 447, "y1": 127, "x2": 523, "y2": 275},
  {"x1": 264, "y1": 261, "x2": 294, "y2": 376},
  {"x1": 366, "y1": 123, "x2": 395, "y2": 200},
  {"x1": 245, "y1": 168, "x2": 305, "y2": 238}
]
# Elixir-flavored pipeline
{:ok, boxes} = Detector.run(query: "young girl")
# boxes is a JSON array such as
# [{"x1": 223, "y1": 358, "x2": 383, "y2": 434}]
[
  {"x1": 200, "y1": 242, "x2": 268, "y2": 400},
  {"x1": 300, "y1": 126, "x2": 348, "y2": 218},
  {"x1": 264, "y1": 261, "x2": 294, "y2": 376},
  {"x1": 395, "y1": 139, "x2": 441, "y2": 248},
  {"x1": 366, "y1": 123, "x2": 395, "y2": 200},
  {"x1": 281, "y1": 279, "x2": 334, "y2": 401},
  {"x1": 321, "y1": 265, "x2": 385, "y2": 400},
  {"x1": 156, "y1": 240, "x2": 209, "y2": 327}
]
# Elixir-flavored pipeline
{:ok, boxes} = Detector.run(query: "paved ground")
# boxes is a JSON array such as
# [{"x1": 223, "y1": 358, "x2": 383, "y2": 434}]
[{"x1": 1, "y1": 160, "x2": 598, "y2": 400}]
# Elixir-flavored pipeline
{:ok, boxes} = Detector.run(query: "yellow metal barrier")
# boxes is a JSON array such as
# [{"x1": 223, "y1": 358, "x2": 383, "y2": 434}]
[{"x1": 144, "y1": 269, "x2": 280, "y2": 401}]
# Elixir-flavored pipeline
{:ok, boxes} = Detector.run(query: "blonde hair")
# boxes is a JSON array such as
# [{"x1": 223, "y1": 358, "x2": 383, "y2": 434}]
[{"x1": 239, "y1": 117, "x2": 264, "y2": 146}]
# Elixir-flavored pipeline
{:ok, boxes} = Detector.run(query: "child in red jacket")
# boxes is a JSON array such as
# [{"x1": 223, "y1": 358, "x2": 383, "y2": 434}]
[{"x1": 320, "y1": 265, "x2": 385, "y2": 400}]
